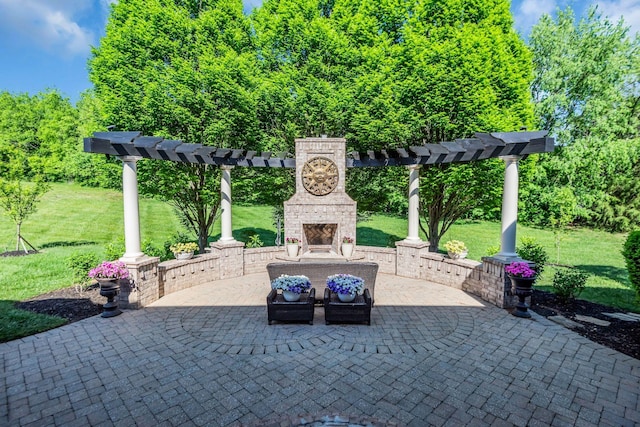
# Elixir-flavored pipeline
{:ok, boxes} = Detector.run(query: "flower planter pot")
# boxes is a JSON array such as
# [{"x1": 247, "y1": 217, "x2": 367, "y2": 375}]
[
  {"x1": 97, "y1": 278, "x2": 122, "y2": 318},
  {"x1": 286, "y1": 244, "x2": 299, "y2": 257},
  {"x1": 447, "y1": 250, "x2": 467, "y2": 260},
  {"x1": 282, "y1": 290, "x2": 301, "y2": 302},
  {"x1": 509, "y1": 274, "x2": 536, "y2": 318},
  {"x1": 337, "y1": 292, "x2": 356, "y2": 303},
  {"x1": 341, "y1": 243, "x2": 354, "y2": 258},
  {"x1": 174, "y1": 251, "x2": 194, "y2": 260}
]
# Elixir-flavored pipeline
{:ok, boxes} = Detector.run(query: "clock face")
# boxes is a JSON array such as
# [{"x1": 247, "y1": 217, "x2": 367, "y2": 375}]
[{"x1": 302, "y1": 157, "x2": 339, "y2": 196}]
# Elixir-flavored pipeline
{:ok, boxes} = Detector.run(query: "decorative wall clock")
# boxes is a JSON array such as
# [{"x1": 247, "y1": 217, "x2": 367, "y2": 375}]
[{"x1": 302, "y1": 157, "x2": 339, "y2": 196}]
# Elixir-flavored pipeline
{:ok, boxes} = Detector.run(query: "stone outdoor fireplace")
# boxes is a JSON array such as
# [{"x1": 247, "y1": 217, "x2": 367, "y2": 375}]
[{"x1": 284, "y1": 137, "x2": 357, "y2": 257}]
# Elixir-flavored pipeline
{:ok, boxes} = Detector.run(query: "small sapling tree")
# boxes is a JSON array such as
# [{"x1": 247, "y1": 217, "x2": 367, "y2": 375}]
[{"x1": 0, "y1": 178, "x2": 50, "y2": 253}]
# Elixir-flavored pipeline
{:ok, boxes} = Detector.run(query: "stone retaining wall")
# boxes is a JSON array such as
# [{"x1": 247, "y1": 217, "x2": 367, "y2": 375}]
[
  {"x1": 122, "y1": 244, "x2": 516, "y2": 310},
  {"x1": 159, "y1": 253, "x2": 221, "y2": 296}
]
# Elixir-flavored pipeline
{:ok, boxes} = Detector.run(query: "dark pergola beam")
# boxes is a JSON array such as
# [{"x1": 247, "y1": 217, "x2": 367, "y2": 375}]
[{"x1": 84, "y1": 131, "x2": 554, "y2": 168}]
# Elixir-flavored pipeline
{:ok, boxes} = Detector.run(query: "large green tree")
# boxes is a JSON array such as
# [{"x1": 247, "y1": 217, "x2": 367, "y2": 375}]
[
  {"x1": 401, "y1": 0, "x2": 534, "y2": 250},
  {"x1": 525, "y1": 7, "x2": 640, "y2": 232},
  {"x1": 0, "y1": 91, "x2": 79, "y2": 181},
  {"x1": 90, "y1": 0, "x2": 258, "y2": 250}
]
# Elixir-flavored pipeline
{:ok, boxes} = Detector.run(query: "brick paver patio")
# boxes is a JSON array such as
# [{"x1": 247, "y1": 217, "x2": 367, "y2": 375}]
[{"x1": 1, "y1": 273, "x2": 639, "y2": 426}]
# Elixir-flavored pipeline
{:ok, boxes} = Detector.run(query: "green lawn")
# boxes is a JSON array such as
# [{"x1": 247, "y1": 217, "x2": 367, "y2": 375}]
[{"x1": 0, "y1": 183, "x2": 637, "y2": 342}]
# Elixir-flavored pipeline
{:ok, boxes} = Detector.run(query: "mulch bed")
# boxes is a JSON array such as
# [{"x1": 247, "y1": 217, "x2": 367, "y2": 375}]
[
  {"x1": 530, "y1": 289, "x2": 640, "y2": 360},
  {"x1": 15, "y1": 284, "x2": 104, "y2": 323}
]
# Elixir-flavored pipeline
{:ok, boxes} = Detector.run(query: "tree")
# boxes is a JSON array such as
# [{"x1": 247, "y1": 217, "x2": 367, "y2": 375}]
[
  {"x1": 0, "y1": 178, "x2": 50, "y2": 252},
  {"x1": 526, "y1": 7, "x2": 640, "y2": 232},
  {"x1": 0, "y1": 91, "x2": 79, "y2": 181},
  {"x1": 401, "y1": 0, "x2": 534, "y2": 250},
  {"x1": 419, "y1": 161, "x2": 503, "y2": 251},
  {"x1": 90, "y1": 0, "x2": 258, "y2": 250}
]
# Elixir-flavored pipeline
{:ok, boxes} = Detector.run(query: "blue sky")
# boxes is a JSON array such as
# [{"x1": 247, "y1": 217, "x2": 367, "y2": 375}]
[{"x1": 0, "y1": 0, "x2": 637, "y2": 105}]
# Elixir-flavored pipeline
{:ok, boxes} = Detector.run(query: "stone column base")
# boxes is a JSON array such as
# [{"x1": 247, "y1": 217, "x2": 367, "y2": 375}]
[{"x1": 119, "y1": 256, "x2": 160, "y2": 309}]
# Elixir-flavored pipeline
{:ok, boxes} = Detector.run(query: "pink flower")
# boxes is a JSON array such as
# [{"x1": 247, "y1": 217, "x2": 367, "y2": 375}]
[{"x1": 89, "y1": 261, "x2": 130, "y2": 280}]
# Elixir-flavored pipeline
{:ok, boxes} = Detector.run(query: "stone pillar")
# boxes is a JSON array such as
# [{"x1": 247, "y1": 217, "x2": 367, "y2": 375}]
[
  {"x1": 218, "y1": 165, "x2": 236, "y2": 243},
  {"x1": 405, "y1": 165, "x2": 422, "y2": 242},
  {"x1": 120, "y1": 156, "x2": 144, "y2": 261},
  {"x1": 496, "y1": 155, "x2": 521, "y2": 260}
]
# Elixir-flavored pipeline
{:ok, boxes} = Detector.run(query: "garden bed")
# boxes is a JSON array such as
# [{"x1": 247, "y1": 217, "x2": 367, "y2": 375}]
[{"x1": 530, "y1": 289, "x2": 639, "y2": 360}]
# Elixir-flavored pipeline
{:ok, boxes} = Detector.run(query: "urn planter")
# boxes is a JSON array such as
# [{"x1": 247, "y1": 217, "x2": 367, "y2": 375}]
[
  {"x1": 341, "y1": 243, "x2": 354, "y2": 258},
  {"x1": 509, "y1": 275, "x2": 536, "y2": 318},
  {"x1": 286, "y1": 244, "x2": 299, "y2": 257},
  {"x1": 97, "y1": 278, "x2": 122, "y2": 318}
]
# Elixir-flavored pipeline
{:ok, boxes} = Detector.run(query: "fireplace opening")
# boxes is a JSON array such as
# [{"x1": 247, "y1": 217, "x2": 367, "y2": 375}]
[{"x1": 303, "y1": 224, "x2": 337, "y2": 253}]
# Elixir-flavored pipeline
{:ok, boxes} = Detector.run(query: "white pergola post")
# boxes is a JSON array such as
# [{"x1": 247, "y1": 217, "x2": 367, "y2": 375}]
[
  {"x1": 120, "y1": 156, "x2": 144, "y2": 261},
  {"x1": 496, "y1": 155, "x2": 522, "y2": 260},
  {"x1": 405, "y1": 165, "x2": 422, "y2": 242},
  {"x1": 218, "y1": 165, "x2": 236, "y2": 243}
]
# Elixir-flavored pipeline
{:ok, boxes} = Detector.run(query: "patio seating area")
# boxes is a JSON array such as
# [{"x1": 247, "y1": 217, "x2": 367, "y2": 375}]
[{"x1": 1, "y1": 273, "x2": 639, "y2": 426}]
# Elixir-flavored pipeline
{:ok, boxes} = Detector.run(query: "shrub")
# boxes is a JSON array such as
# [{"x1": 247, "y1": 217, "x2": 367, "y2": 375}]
[
  {"x1": 106, "y1": 238, "x2": 167, "y2": 261},
  {"x1": 486, "y1": 244, "x2": 500, "y2": 256},
  {"x1": 622, "y1": 230, "x2": 640, "y2": 301},
  {"x1": 552, "y1": 268, "x2": 589, "y2": 302},
  {"x1": 66, "y1": 252, "x2": 100, "y2": 291},
  {"x1": 104, "y1": 239, "x2": 125, "y2": 260},
  {"x1": 246, "y1": 234, "x2": 263, "y2": 248},
  {"x1": 517, "y1": 237, "x2": 549, "y2": 275}
]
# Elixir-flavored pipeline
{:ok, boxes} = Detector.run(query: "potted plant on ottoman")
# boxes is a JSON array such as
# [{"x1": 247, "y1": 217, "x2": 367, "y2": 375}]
[
  {"x1": 285, "y1": 237, "x2": 300, "y2": 257},
  {"x1": 326, "y1": 273, "x2": 365, "y2": 302},
  {"x1": 444, "y1": 240, "x2": 468, "y2": 259},
  {"x1": 505, "y1": 261, "x2": 537, "y2": 318},
  {"x1": 271, "y1": 274, "x2": 312, "y2": 301},
  {"x1": 89, "y1": 260, "x2": 130, "y2": 317},
  {"x1": 170, "y1": 242, "x2": 198, "y2": 260}
]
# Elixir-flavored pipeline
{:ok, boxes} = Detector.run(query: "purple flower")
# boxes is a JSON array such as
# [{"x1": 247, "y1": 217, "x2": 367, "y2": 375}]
[
  {"x1": 326, "y1": 274, "x2": 364, "y2": 295},
  {"x1": 505, "y1": 262, "x2": 536, "y2": 278}
]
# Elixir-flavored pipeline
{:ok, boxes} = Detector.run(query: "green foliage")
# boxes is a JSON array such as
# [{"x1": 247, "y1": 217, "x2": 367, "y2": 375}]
[
  {"x1": 66, "y1": 252, "x2": 100, "y2": 289},
  {"x1": 246, "y1": 234, "x2": 264, "y2": 248},
  {"x1": 0, "y1": 179, "x2": 51, "y2": 250},
  {"x1": 419, "y1": 160, "x2": 504, "y2": 251},
  {"x1": 91, "y1": 0, "x2": 258, "y2": 251},
  {"x1": 0, "y1": 90, "x2": 79, "y2": 181},
  {"x1": 486, "y1": 244, "x2": 500, "y2": 257},
  {"x1": 104, "y1": 239, "x2": 125, "y2": 261},
  {"x1": 622, "y1": 231, "x2": 640, "y2": 301},
  {"x1": 516, "y1": 237, "x2": 549, "y2": 275},
  {"x1": 552, "y1": 267, "x2": 590, "y2": 302},
  {"x1": 526, "y1": 7, "x2": 640, "y2": 232}
]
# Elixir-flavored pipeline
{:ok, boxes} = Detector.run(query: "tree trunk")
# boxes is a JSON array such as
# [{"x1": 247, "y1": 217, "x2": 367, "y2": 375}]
[
  {"x1": 15, "y1": 223, "x2": 21, "y2": 251},
  {"x1": 198, "y1": 224, "x2": 208, "y2": 253}
]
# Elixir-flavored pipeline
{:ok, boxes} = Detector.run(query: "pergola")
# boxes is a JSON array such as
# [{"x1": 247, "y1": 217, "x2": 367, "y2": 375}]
[{"x1": 84, "y1": 130, "x2": 554, "y2": 261}]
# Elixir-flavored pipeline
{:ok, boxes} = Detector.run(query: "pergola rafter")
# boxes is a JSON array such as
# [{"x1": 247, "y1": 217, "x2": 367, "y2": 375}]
[{"x1": 84, "y1": 130, "x2": 554, "y2": 166}]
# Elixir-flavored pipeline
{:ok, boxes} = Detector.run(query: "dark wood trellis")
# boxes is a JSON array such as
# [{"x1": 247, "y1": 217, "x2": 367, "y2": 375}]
[{"x1": 84, "y1": 131, "x2": 554, "y2": 166}]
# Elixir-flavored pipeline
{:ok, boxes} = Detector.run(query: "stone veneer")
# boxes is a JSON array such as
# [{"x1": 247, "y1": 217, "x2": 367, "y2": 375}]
[
  {"x1": 120, "y1": 244, "x2": 517, "y2": 310},
  {"x1": 284, "y1": 137, "x2": 356, "y2": 255}
]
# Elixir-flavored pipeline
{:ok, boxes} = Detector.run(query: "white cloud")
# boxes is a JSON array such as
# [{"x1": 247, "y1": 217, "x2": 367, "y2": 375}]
[
  {"x1": 513, "y1": 0, "x2": 558, "y2": 34},
  {"x1": 0, "y1": 0, "x2": 94, "y2": 56},
  {"x1": 595, "y1": 0, "x2": 640, "y2": 37}
]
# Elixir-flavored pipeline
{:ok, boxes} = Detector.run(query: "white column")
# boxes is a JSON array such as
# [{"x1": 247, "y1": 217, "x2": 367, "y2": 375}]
[
  {"x1": 218, "y1": 165, "x2": 236, "y2": 243},
  {"x1": 120, "y1": 156, "x2": 144, "y2": 261},
  {"x1": 405, "y1": 165, "x2": 422, "y2": 242},
  {"x1": 496, "y1": 155, "x2": 521, "y2": 260}
]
